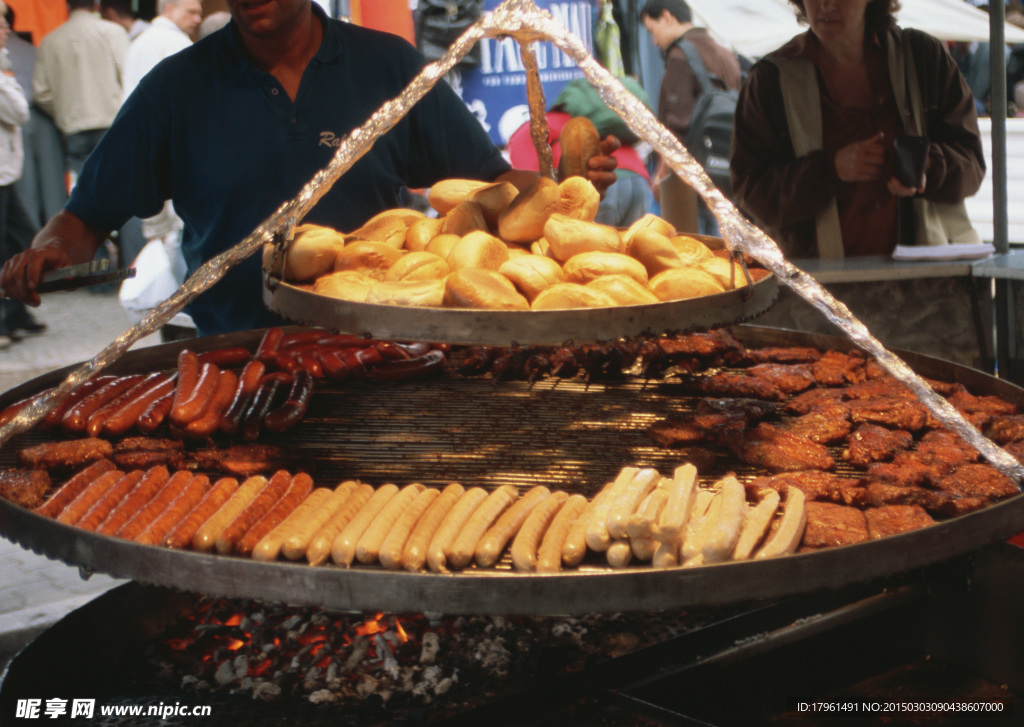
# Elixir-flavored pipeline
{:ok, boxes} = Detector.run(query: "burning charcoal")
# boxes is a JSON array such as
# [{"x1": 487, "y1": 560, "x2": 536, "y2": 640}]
[
  {"x1": 308, "y1": 689, "x2": 337, "y2": 704},
  {"x1": 419, "y1": 632, "x2": 440, "y2": 664},
  {"x1": 253, "y1": 682, "x2": 282, "y2": 701},
  {"x1": 214, "y1": 660, "x2": 237, "y2": 686}
]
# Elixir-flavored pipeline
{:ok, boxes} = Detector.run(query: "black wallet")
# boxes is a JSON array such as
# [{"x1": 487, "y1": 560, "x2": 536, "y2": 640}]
[{"x1": 893, "y1": 135, "x2": 929, "y2": 188}]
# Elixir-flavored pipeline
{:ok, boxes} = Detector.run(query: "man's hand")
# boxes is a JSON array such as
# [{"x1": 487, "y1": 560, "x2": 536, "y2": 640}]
[
  {"x1": 1, "y1": 210, "x2": 105, "y2": 306},
  {"x1": 887, "y1": 175, "x2": 924, "y2": 198},
  {"x1": 834, "y1": 131, "x2": 886, "y2": 183},
  {"x1": 587, "y1": 135, "x2": 621, "y2": 197}
]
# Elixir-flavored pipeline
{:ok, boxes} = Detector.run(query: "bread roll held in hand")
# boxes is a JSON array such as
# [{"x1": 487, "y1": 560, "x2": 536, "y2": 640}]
[
  {"x1": 498, "y1": 177, "x2": 561, "y2": 244},
  {"x1": 558, "y1": 116, "x2": 601, "y2": 180},
  {"x1": 648, "y1": 267, "x2": 725, "y2": 301},
  {"x1": 366, "y1": 278, "x2": 446, "y2": 307},
  {"x1": 428, "y1": 178, "x2": 492, "y2": 215},
  {"x1": 314, "y1": 270, "x2": 375, "y2": 302},
  {"x1": 543, "y1": 213, "x2": 622, "y2": 262},
  {"x1": 531, "y1": 282, "x2": 616, "y2": 310},
  {"x1": 385, "y1": 251, "x2": 451, "y2": 282},
  {"x1": 498, "y1": 254, "x2": 565, "y2": 301},
  {"x1": 557, "y1": 176, "x2": 600, "y2": 221},
  {"x1": 444, "y1": 268, "x2": 530, "y2": 310},
  {"x1": 274, "y1": 223, "x2": 346, "y2": 282},
  {"x1": 446, "y1": 231, "x2": 510, "y2": 271},
  {"x1": 334, "y1": 241, "x2": 404, "y2": 280},
  {"x1": 562, "y1": 251, "x2": 648, "y2": 285},
  {"x1": 586, "y1": 274, "x2": 660, "y2": 306}
]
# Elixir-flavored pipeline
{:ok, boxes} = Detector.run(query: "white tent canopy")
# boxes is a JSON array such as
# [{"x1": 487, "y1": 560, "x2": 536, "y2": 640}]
[{"x1": 686, "y1": 0, "x2": 1024, "y2": 60}]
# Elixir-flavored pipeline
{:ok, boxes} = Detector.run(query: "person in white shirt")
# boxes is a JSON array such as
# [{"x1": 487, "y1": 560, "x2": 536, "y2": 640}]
[
  {"x1": 122, "y1": 0, "x2": 203, "y2": 101},
  {"x1": 118, "y1": 0, "x2": 203, "y2": 341}
]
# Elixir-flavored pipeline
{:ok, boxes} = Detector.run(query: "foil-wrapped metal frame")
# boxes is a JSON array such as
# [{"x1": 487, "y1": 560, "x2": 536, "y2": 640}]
[
  {"x1": 0, "y1": 0, "x2": 1018, "y2": 481},
  {"x1": 1, "y1": 326, "x2": 1023, "y2": 616}
]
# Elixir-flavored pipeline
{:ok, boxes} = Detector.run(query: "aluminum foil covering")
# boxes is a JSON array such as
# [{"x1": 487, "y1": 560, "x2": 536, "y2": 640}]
[{"x1": 1, "y1": 0, "x2": 1020, "y2": 485}]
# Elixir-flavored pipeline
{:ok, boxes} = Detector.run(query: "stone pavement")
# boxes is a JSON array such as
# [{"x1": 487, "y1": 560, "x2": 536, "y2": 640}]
[{"x1": 0, "y1": 289, "x2": 163, "y2": 663}]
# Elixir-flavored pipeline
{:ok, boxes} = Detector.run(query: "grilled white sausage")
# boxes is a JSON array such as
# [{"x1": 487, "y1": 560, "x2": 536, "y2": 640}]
[
  {"x1": 732, "y1": 490, "x2": 781, "y2": 561},
  {"x1": 538, "y1": 493, "x2": 588, "y2": 573},
  {"x1": 511, "y1": 490, "x2": 569, "y2": 572},
  {"x1": 754, "y1": 486, "x2": 807, "y2": 559}
]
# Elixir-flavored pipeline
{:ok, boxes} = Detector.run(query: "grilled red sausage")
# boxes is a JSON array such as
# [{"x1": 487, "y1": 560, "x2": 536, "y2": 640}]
[{"x1": 263, "y1": 370, "x2": 315, "y2": 433}]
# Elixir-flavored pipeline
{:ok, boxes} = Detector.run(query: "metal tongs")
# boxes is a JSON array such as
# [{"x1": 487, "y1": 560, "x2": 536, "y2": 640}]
[{"x1": 0, "y1": 259, "x2": 136, "y2": 298}]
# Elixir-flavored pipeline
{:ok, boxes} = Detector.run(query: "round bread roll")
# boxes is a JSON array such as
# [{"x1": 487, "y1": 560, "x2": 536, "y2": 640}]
[
  {"x1": 425, "y1": 233, "x2": 462, "y2": 260},
  {"x1": 467, "y1": 181, "x2": 519, "y2": 227},
  {"x1": 506, "y1": 245, "x2": 532, "y2": 259},
  {"x1": 276, "y1": 223, "x2": 346, "y2": 282},
  {"x1": 562, "y1": 251, "x2": 648, "y2": 285},
  {"x1": 441, "y1": 200, "x2": 489, "y2": 237},
  {"x1": 627, "y1": 227, "x2": 684, "y2": 276},
  {"x1": 531, "y1": 238, "x2": 556, "y2": 259},
  {"x1": 671, "y1": 235, "x2": 715, "y2": 265},
  {"x1": 428, "y1": 178, "x2": 492, "y2": 215},
  {"x1": 648, "y1": 267, "x2": 725, "y2": 302},
  {"x1": 623, "y1": 213, "x2": 677, "y2": 249},
  {"x1": 385, "y1": 251, "x2": 452, "y2": 282},
  {"x1": 313, "y1": 270, "x2": 374, "y2": 302},
  {"x1": 558, "y1": 116, "x2": 601, "y2": 180},
  {"x1": 531, "y1": 282, "x2": 615, "y2": 310},
  {"x1": 586, "y1": 274, "x2": 660, "y2": 306},
  {"x1": 497, "y1": 177, "x2": 561, "y2": 244},
  {"x1": 366, "y1": 278, "x2": 446, "y2": 307},
  {"x1": 334, "y1": 240, "x2": 404, "y2": 280},
  {"x1": 405, "y1": 217, "x2": 443, "y2": 252},
  {"x1": 544, "y1": 213, "x2": 622, "y2": 262},
  {"x1": 348, "y1": 208, "x2": 425, "y2": 248},
  {"x1": 701, "y1": 256, "x2": 747, "y2": 290},
  {"x1": 444, "y1": 268, "x2": 530, "y2": 310},
  {"x1": 446, "y1": 230, "x2": 510, "y2": 271},
  {"x1": 557, "y1": 176, "x2": 600, "y2": 222},
  {"x1": 498, "y1": 254, "x2": 565, "y2": 301}
]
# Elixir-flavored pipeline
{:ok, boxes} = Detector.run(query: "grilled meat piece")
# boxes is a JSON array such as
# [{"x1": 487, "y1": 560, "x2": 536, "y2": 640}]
[
  {"x1": 848, "y1": 397, "x2": 934, "y2": 432},
  {"x1": 0, "y1": 468, "x2": 50, "y2": 508},
  {"x1": 722, "y1": 422, "x2": 835, "y2": 472},
  {"x1": 947, "y1": 390, "x2": 1018, "y2": 418},
  {"x1": 113, "y1": 449, "x2": 194, "y2": 471},
  {"x1": 915, "y1": 430, "x2": 980, "y2": 472},
  {"x1": 783, "y1": 387, "x2": 847, "y2": 416},
  {"x1": 748, "y1": 470, "x2": 863, "y2": 505},
  {"x1": 457, "y1": 346, "x2": 496, "y2": 376},
  {"x1": 191, "y1": 444, "x2": 298, "y2": 478},
  {"x1": 842, "y1": 377, "x2": 911, "y2": 401},
  {"x1": 777, "y1": 410, "x2": 853, "y2": 445},
  {"x1": 864, "y1": 456, "x2": 934, "y2": 488},
  {"x1": 930, "y1": 463, "x2": 1019, "y2": 499},
  {"x1": 17, "y1": 437, "x2": 114, "y2": 471},
  {"x1": 745, "y1": 363, "x2": 816, "y2": 394},
  {"x1": 656, "y1": 329, "x2": 743, "y2": 359},
  {"x1": 723, "y1": 346, "x2": 822, "y2": 366},
  {"x1": 863, "y1": 482, "x2": 990, "y2": 517},
  {"x1": 811, "y1": 350, "x2": 867, "y2": 386},
  {"x1": 801, "y1": 501, "x2": 869, "y2": 548},
  {"x1": 843, "y1": 424, "x2": 913, "y2": 468},
  {"x1": 865, "y1": 505, "x2": 936, "y2": 539},
  {"x1": 678, "y1": 373, "x2": 786, "y2": 401},
  {"x1": 113, "y1": 436, "x2": 184, "y2": 453},
  {"x1": 647, "y1": 398, "x2": 777, "y2": 447}
]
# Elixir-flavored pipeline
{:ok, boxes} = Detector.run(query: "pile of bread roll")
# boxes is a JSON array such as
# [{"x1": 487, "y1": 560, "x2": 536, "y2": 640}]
[{"x1": 265, "y1": 175, "x2": 753, "y2": 311}]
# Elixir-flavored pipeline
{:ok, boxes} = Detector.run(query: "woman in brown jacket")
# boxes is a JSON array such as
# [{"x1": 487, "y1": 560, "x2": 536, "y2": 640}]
[{"x1": 729, "y1": 0, "x2": 984, "y2": 259}]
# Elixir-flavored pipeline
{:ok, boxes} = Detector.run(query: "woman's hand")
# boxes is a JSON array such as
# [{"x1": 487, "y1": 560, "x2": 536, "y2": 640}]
[
  {"x1": 586, "y1": 135, "x2": 621, "y2": 197},
  {"x1": 834, "y1": 131, "x2": 886, "y2": 182}
]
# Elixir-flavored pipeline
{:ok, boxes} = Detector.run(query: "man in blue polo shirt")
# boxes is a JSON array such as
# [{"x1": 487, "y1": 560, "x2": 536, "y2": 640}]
[{"x1": 0, "y1": 0, "x2": 617, "y2": 335}]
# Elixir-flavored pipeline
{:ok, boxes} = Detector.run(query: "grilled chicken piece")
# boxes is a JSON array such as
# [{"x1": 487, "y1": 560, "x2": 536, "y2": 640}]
[
  {"x1": 864, "y1": 457, "x2": 934, "y2": 488},
  {"x1": 914, "y1": 430, "x2": 980, "y2": 472},
  {"x1": 647, "y1": 398, "x2": 776, "y2": 447},
  {"x1": 17, "y1": 437, "x2": 114, "y2": 471},
  {"x1": 722, "y1": 422, "x2": 835, "y2": 472},
  {"x1": 848, "y1": 397, "x2": 935, "y2": 432},
  {"x1": 748, "y1": 470, "x2": 863, "y2": 504},
  {"x1": 678, "y1": 373, "x2": 786, "y2": 401},
  {"x1": 865, "y1": 504, "x2": 936, "y2": 539},
  {"x1": 745, "y1": 363, "x2": 816, "y2": 394},
  {"x1": 656, "y1": 329, "x2": 743, "y2": 359},
  {"x1": 783, "y1": 387, "x2": 847, "y2": 416},
  {"x1": 0, "y1": 468, "x2": 50, "y2": 508},
  {"x1": 843, "y1": 424, "x2": 913, "y2": 468},
  {"x1": 947, "y1": 389, "x2": 1018, "y2": 418},
  {"x1": 723, "y1": 345, "x2": 822, "y2": 366},
  {"x1": 863, "y1": 482, "x2": 990, "y2": 518}
]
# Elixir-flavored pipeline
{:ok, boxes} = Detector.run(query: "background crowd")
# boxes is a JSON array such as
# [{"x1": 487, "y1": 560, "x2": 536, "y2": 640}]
[{"x1": 0, "y1": 0, "x2": 1018, "y2": 348}]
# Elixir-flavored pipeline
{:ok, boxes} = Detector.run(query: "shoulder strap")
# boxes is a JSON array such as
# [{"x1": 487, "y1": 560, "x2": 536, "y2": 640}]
[
  {"x1": 675, "y1": 38, "x2": 717, "y2": 96},
  {"x1": 765, "y1": 52, "x2": 844, "y2": 259}
]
